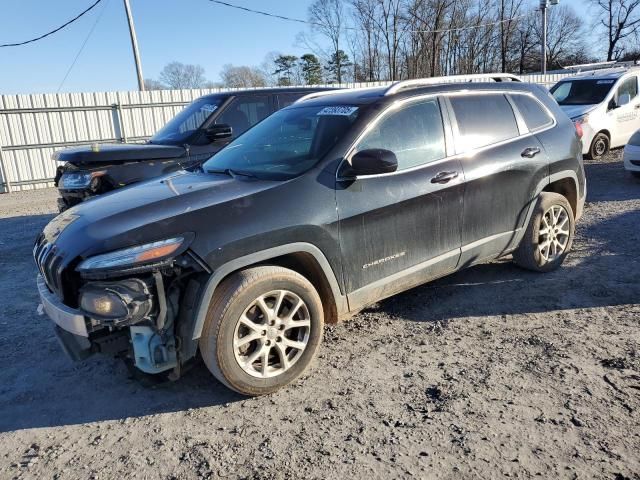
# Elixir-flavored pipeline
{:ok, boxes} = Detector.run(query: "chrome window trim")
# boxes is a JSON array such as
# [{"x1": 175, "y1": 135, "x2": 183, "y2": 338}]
[
  {"x1": 336, "y1": 89, "x2": 557, "y2": 181},
  {"x1": 337, "y1": 93, "x2": 442, "y2": 180},
  {"x1": 508, "y1": 91, "x2": 556, "y2": 133}
]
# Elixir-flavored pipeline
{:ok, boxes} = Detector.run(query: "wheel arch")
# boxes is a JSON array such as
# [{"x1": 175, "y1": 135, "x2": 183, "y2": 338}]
[
  {"x1": 588, "y1": 129, "x2": 611, "y2": 156},
  {"x1": 543, "y1": 176, "x2": 578, "y2": 219},
  {"x1": 510, "y1": 171, "x2": 583, "y2": 252},
  {"x1": 189, "y1": 243, "x2": 347, "y2": 340}
]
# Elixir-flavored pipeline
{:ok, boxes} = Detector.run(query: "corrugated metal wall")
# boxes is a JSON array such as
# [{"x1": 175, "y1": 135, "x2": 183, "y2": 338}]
[{"x1": 0, "y1": 75, "x2": 569, "y2": 193}]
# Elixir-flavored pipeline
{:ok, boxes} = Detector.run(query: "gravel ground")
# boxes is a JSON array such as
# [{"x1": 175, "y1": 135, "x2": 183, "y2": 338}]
[{"x1": 0, "y1": 152, "x2": 639, "y2": 480}]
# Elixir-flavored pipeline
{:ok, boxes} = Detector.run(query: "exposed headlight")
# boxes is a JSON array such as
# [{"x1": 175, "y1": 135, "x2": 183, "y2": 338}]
[
  {"x1": 80, "y1": 279, "x2": 153, "y2": 324},
  {"x1": 60, "y1": 171, "x2": 105, "y2": 190},
  {"x1": 77, "y1": 237, "x2": 186, "y2": 272}
]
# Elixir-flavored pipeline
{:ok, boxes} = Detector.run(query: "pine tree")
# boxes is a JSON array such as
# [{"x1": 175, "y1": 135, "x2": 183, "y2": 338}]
[{"x1": 300, "y1": 54, "x2": 323, "y2": 85}]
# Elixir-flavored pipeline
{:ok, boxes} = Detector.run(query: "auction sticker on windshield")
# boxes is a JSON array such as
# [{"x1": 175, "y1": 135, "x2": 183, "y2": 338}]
[
  {"x1": 317, "y1": 106, "x2": 359, "y2": 116},
  {"x1": 201, "y1": 104, "x2": 219, "y2": 113}
]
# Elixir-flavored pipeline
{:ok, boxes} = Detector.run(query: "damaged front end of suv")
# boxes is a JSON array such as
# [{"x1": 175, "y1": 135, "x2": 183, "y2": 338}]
[{"x1": 34, "y1": 202, "x2": 211, "y2": 379}]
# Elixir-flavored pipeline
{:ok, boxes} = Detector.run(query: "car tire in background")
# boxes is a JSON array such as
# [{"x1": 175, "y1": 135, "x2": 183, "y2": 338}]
[
  {"x1": 199, "y1": 266, "x2": 324, "y2": 396},
  {"x1": 513, "y1": 192, "x2": 575, "y2": 273},
  {"x1": 586, "y1": 132, "x2": 610, "y2": 160}
]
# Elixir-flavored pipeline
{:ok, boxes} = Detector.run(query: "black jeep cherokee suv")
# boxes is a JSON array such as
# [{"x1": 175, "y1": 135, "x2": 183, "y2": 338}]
[
  {"x1": 53, "y1": 87, "x2": 330, "y2": 211},
  {"x1": 35, "y1": 75, "x2": 586, "y2": 395}
]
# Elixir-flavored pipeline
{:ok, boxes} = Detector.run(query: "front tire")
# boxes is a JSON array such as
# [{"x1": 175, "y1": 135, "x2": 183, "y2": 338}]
[
  {"x1": 586, "y1": 132, "x2": 609, "y2": 160},
  {"x1": 199, "y1": 266, "x2": 324, "y2": 396},
  {"x1": 513, "y1": 192, "x2": 575, "y2": 272}
]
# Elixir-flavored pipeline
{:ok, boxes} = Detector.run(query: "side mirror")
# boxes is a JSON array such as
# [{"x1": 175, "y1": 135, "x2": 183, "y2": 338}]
[
  {"x1": 204, "y1": 124, "x2": 233, "y2": 141},
  {"x1": 618, "y1": 93, "x2": 631, "y2": 107},
  {"x1": 349, "y1": 149, "x2": 398, "y2": 176}
]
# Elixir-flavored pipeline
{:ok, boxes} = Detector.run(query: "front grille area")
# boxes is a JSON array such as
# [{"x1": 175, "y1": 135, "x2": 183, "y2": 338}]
[{"x1": 34, "y1": 235, "x2": 65, "y2": 299}]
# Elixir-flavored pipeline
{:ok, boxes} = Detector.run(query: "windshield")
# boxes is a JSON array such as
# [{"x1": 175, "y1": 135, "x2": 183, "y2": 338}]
[
  {"x1": 150, "y1": 97, "x2": 224, "y2": 144},
  {"x1": 550, "y1": 79, "x2": 615, "y2": 106},
  {"x1": 202, "y1": 105, "x2": 361, "y2": 180}
]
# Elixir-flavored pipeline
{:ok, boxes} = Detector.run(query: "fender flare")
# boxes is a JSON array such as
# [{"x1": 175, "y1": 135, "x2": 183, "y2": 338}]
[
  {"x1": 512, "y1": 170, "x2": 584, "y2": 250},
  {"x1": 190, "y1": 242, "x2": 346, "y2": 340},
  {"x1": 543, "y1": 170, "x2": 584, "y2": 219}
]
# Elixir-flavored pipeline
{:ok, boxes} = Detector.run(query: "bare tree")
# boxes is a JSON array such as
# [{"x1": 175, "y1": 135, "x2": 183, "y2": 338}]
[
  {"x1": 591, "y1": 0, "x2": 640, "y2": 60},
  {"x1": 158, "y1": 62, "x2": 209, "y2": 89},
  {"x1": 292, "y1": 0, "x2": 590, "y2": 82},
  {"x1": 496, "y1": 0, "x2": 525, "y2": 72},
  {"x1": 219, "y1": 65, "x2": 267, "y2": 88},
  {"x1": 143, "y1": 78, "x2": 165, "y2": 90},
  {"x1": 351, "y1": 0, "x2": 383, "y2": 81},
  {"x1": 537, "y1": 5, "x2": 586, "y2": 70},
  {"x1": 514, "y1": 10, "x2": 537, "y2": 73},
  {"x1": 309, "y1": 0, "x2": 346, "y2": 82},
  {"x1": 408, "y1": 0, "x2": 456, "y2": 77},
  {"x1": 374, "y1": 0, "x2": 406, "y2": 80}
]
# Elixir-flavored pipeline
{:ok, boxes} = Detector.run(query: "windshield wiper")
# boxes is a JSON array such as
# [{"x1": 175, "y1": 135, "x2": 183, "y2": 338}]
[{"x1": 206, "y1": 168, "x2": 257, "y2": 179}]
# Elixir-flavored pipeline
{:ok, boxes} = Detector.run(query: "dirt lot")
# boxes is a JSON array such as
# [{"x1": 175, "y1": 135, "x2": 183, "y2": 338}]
[{"x1": 0, "y1": 152, "x2": 639, "y2": 480}]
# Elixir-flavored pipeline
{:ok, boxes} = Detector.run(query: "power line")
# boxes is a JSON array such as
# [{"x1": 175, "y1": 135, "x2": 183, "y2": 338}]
[
  {"x1": 57, "y1": 0, "x2": 112, "y2": 93},
  {"x1": 207, "y1": 0, "x2": 533, "y2": 35},
  {"x1": 0, "y1": 0, "x2": 103, "y2": 48}
]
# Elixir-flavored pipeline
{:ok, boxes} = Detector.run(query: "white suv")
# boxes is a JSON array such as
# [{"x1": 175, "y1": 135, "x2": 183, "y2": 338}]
[{"x1": 551, "y1": 66, "x2": 640, "y2": 159}]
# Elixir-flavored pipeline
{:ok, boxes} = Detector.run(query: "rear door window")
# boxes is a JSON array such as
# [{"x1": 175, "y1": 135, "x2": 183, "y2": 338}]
[
  {"x1": 449, "y1": 94, "x2": 519, "y2": 151},
  {"x1": 355, "y1": 99, "x2": 446, "y2": 171},
  {"x1": 510, "y1": 94, "x2": 553, "y2": 131}
]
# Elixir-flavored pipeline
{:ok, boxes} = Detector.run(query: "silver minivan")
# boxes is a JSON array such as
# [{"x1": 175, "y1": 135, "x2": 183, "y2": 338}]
[{"x1": 551, "y1": 65, "x2": 640, "y2": 159}]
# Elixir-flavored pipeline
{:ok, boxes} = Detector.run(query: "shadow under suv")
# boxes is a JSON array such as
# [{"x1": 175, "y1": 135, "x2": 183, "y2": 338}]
[{"x1": 35, "y1": 75, "x2": 586, "y2": 395}]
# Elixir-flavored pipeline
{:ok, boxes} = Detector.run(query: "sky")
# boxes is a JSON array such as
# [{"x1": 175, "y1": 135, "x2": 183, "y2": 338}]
[{"x1": 0, "y1": 0, "x2": 587, "y2": 95}]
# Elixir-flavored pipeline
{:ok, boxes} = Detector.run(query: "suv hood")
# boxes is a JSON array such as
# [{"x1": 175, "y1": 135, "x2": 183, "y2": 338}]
[
  {"x1": 43, "y1": 170, "x2": 280, "y2": 262},
  {"x1": 559, "y1": 104, "x2": 597, "y2": 120},
  {"x1": 53, "y1": 143, "x2": 186, "y2": 166}
]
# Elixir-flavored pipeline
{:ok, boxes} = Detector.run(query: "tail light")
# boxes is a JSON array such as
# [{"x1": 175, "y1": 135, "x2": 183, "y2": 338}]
[{"x1": 574, "y1": 121, "x2": 584, "y2": 139}]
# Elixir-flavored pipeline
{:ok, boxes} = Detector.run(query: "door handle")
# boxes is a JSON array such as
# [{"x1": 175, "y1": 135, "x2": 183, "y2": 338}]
[
  {"x1": 521, "y1": 147, "x2": 541, "y2": 158},
  {"x1": 430, "y1": 171, "x2": 459, "y2": 184}
]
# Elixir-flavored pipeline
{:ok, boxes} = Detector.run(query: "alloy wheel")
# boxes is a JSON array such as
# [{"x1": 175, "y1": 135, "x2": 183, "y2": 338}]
[
  {"x1": 233, "y1": 290, "x2": 311, "y2": 378},
  {"x1": 538, "y1": 205, "x2": 570, "y2": 263}
]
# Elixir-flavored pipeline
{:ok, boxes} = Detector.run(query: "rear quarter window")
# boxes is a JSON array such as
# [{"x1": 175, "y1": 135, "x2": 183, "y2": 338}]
[
  {"x1": 510, "y1": 94, "x2": 553, "y2": 131},
  {"x1": 449, "y1": 94, "x2": 519, "y2": 151}
]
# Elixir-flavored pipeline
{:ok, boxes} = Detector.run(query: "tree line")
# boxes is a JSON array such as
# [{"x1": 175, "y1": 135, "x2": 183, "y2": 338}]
[{"x1": 145, "y1": 0, "x2": 640, "y2": 90}]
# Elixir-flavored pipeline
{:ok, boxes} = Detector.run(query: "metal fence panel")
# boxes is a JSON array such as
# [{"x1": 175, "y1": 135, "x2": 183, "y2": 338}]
[{"x1": 0, "y1": 75, "x2": 571, "y2": 193}]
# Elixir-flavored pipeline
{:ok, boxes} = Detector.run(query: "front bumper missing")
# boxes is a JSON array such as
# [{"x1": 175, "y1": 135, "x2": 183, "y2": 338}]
[
  {"x1": 54, "y1": 325, "x2": 92, "y2": 361},
  {"x1": 37, "y1": 275, "x2": 176, "y2": 373},
  {"x1": 37, "y1": 275, "x2": 93, "y2": 361},
  {"x1": 37, "y1": 275, "x2": 88, "y2": 337}
]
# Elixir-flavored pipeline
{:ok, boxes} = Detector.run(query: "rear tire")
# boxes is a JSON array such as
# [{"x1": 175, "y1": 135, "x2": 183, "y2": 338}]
[
  {"x1": 199, "y1": 266, "x2": 324, "y2": 396},
  {"x1": 586, "y1": 132, "x2": 609, "y2": 160},
  {"x1": 513, "y1": 192, "x2": 575, "y2": 273}
]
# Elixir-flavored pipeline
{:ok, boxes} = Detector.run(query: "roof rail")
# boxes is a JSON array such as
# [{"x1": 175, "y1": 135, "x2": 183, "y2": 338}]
[
  {"x1": 384, "y1": 73, "x2": 521, "y2": 96},
  {"x1": 564, "y1": 60, "x2": 640, "y2": 73},
  {"x1": 293, "y1": 89, "x2": 348, "y2": 104},
  {"x1": 293, "y1": 86, "x2": 386, "y2": 105}
]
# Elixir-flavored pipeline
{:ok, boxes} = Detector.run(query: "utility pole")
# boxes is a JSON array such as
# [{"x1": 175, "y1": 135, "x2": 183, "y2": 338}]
[
  {"x1": 123, "y1": 0, "x2": 145, "y2": 91},
  {"x1": 540, "y1": 0, "x2": 547, "y2": 74},
  {"x1": 540, "y1": 0, "x2": 559, "y2": 75}
]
